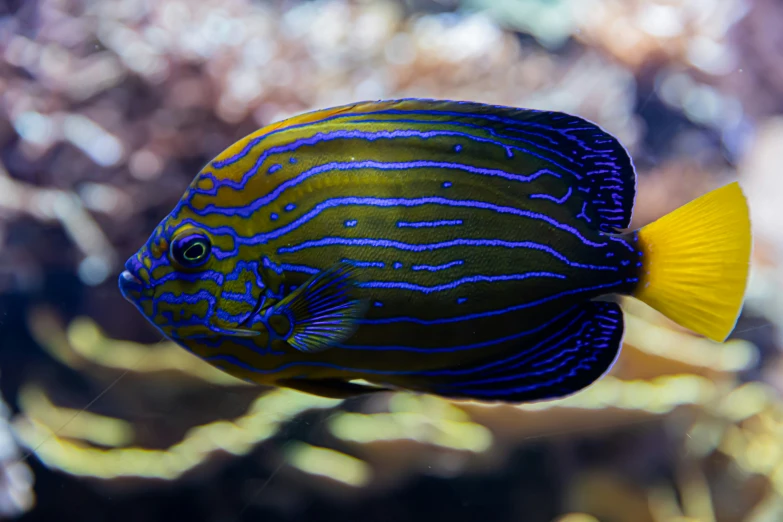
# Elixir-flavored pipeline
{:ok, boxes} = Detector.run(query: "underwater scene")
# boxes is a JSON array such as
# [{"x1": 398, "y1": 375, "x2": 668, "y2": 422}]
[{"x1": 1, "y1": 0, "x2": 782, "y2": 521}]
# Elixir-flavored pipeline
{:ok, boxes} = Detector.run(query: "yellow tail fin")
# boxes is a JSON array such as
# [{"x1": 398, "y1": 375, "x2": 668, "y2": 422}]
[{"x1": 632, "y1": 182, "x2": 752, "y2": 342}]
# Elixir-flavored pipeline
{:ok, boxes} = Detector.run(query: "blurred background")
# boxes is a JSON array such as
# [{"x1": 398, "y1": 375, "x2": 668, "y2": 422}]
[{"x1": 1, "y1": 0, "x2": 783, "y2": 520}]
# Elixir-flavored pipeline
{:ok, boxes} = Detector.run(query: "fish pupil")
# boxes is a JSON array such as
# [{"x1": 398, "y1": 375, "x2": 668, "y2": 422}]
[
  {"x1": 184, "y1": 242, "x2": 205, "y2": 261},
  {"x1": 171, "y1": 233, "x2": 211, "y2": 268}
]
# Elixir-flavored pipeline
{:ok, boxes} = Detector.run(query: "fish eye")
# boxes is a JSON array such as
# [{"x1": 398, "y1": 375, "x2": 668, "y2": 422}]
[{"x1": 170, "y1": 231, "x2": 212, "y2": 269}]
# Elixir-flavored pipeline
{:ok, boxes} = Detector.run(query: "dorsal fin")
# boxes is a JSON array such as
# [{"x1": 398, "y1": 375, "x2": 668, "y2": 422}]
[
  {"x1": 347, "y1": 98, "x2": 637, "y2": 232},
  {"x1": 212, "y1": 98, "x2": 637, "y2": 232},
  {"x1": 495, "y1": 105, "x2": 636, "y2": 232}
]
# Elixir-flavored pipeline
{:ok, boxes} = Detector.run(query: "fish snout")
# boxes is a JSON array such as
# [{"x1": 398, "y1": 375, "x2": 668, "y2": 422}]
[
  {"x1": 118, "y1": 269, "x2": 145, "y2": 301},
  {"x1": 119, "y1": 253, "x2": 149, "y2": 300},
  {"x1": 120, "y1": 270, "x2": 142, "y2": 285}
]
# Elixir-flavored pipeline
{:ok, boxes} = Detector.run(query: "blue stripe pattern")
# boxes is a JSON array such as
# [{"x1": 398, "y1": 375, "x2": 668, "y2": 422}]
[{"x1": 121, "y1": 98, "x2": 641, "y2": 404}]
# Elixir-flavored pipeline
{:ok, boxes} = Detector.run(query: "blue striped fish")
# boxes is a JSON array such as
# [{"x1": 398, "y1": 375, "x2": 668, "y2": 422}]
[{"x1": 118, "y1": 99, "x2": 752, "y2": 402}]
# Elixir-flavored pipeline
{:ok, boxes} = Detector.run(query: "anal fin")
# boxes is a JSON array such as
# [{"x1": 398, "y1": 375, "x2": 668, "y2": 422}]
[{"x1": 428, "y1": 301, "x2": 624, "y2": 403}]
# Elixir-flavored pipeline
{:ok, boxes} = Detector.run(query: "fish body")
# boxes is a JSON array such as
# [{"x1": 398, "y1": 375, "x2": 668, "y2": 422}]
[{"x1": 119, "y1": 99, "x2": 751, "y2": 402}]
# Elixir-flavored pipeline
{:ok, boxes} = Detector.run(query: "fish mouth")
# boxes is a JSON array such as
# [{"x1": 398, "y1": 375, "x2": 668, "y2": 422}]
[
  {"x1": 120, "y1": 270, "x2": 142, "y2": 285},
  {"x1": 118, "y1": 264, "x2": 145, "y2": 302}
]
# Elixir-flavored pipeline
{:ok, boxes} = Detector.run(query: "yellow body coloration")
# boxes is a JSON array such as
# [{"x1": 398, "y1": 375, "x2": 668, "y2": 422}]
[
  {"x1": 119, "y1": 99, "x2": 754, "y2": 403},
  {"x1": 633, "y1": 182, "x2": 752, "y2": 342}
]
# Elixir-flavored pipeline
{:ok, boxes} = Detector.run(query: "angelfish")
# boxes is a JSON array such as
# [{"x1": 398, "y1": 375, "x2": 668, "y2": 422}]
[{"x1": 118, "y1": 99, "x2": 752, "y2": 402}]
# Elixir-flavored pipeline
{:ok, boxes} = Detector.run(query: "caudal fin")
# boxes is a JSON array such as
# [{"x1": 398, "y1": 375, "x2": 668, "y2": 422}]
[{"x1": 632, "y1": 182, "x2": 752, "y2": 342}]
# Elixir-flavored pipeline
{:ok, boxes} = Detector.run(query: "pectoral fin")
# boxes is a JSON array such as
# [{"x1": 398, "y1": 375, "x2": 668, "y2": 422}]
[{"x1": 271, "y1": 262, "x2": 367, "y2": 353}]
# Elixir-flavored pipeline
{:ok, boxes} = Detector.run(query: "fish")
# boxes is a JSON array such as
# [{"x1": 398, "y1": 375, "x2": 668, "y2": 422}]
[{"x1": 118, "y1": 98, "x2": 752, "y2": 403}]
